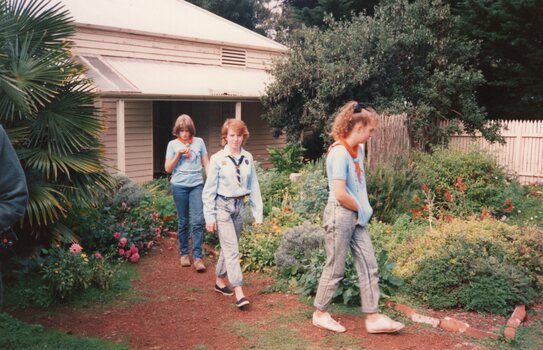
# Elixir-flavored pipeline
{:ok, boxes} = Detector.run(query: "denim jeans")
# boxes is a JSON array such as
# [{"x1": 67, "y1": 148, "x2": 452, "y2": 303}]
[
  {"x1": 215, "y1": 196, "x2": 245, "y2": 287},
  {"x1": 314, "y1": 202, "x2": 380, "y2": 314},
  {"x1": 172, "y1": 184, "x2": 204, "y2": 259}
]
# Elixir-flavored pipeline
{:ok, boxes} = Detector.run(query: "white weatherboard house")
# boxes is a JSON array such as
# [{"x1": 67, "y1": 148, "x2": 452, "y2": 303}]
[{"x1": 58, "y1": 0, "x2": 287, "y2": 183}]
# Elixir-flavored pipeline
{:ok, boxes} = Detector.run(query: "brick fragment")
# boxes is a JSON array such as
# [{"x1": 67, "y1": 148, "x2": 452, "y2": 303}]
[
  {"x1": 504, "y1": 326, "x2": 517, "y2": 339},
  {"x1": 511, "y1": 305, "x2": 526, "y2": 322},
  {"x1": 439, "y1": 317, "x2": 469, "y2": 333},
  {"x1": 506, "y1": 317, "x2": 521, "y2": 328},
  {"x1": 395, "y1": 303, "x2": 417, "y2": 317}
]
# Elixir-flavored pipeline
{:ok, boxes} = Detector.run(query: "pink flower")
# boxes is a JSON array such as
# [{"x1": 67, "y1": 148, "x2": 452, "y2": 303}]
[
  {"x1": 119, "y1": 248, "x2": 125, "y2": 255},
  {"x1": 130, "y1": 253, "x2": 140, "y2": 263},
  {"x1": 155, "y1": 227, "x2": 161, "y2": 235},
  {"x1": 124, "y1": 250, "x2": 131, "y2": 258},
  {"x1": 69, "y1": 243, "x2": 83, "y2": 255},
  {"x1": 94, "y1": 252, "x2": 103, "y2": 259},
  {"x1": 119, "y1": 237, "x2": 127, "y2": 248},
  {"x1": 129, "y1": 244, "x2": 139, "y2": 255},
  {"x1": 147, "y1": 241, "x2": 154, "y2": 249},
  {"x1": 114, "y1": 232, "x2": 121, "y2": 239}
]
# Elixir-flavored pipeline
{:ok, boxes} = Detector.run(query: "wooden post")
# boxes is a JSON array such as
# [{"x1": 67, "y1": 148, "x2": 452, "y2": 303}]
[{"x1": 116, "y1": 99, "x2": 126, "y2": 174}]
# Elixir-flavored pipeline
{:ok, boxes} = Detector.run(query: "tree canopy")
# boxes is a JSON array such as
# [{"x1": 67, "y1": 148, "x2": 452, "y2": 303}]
[
  {"x1": 186, "y1": 0, "x2": 274, "y2": 36},
  {"x1": 262, "y1": 0, "x2": 501, "y2": 152},
  {"x1": 453, "y1": 0, "x2": 543, "y2": 118}
]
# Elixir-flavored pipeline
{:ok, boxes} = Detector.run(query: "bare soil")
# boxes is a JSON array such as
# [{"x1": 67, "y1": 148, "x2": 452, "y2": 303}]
[{"x1": 10, "y1": 237, "x2": 510, "y2": 349}]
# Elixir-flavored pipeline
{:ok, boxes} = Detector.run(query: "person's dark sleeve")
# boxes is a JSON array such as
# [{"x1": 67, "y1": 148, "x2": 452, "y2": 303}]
[{"x1": 0, "y1": 125, "x2": 29, "y2": 228}]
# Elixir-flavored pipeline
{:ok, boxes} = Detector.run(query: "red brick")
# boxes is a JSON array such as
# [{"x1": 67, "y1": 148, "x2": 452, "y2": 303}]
[
  {"x1": 506, "y1": 317, "x2": 521, "y2": 328},
  {"x1": 511, "y1": 305, "x2": 526, "y2": 322},
  {"x1": 439, "y1": 317, "x2": 469, "y2": 333},
  {"x1": 504, "y1": 326, "x2": 517, "y2": 339},
  {"x1": 464, "y1": 327, "x2": 500, "y2": 340},
  {"x1": 395, "y1": 303, "x2": 417, "y2": 317}
]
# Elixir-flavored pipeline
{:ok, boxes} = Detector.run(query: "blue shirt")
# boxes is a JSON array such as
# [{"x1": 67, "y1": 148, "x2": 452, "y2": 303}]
[
  {"x1": 202, "y1": 145, "x2": 263, "y2": 224},
  {"x1": 326, "y1": 144, "x2": 373, "y2": 226},
  {"x1": 165, "y1": 137, "x2": 207, "y2": 187}
]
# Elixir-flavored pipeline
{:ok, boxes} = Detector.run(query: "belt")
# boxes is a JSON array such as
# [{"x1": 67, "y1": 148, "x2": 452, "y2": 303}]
[{"x1": 217, "y1": 194, "x2": 246, "y2": 201}]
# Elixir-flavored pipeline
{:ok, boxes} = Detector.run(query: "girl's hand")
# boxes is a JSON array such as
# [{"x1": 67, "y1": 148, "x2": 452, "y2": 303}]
[{"x1": 206, "y1": 223, "x2": 216, "y2": 232}]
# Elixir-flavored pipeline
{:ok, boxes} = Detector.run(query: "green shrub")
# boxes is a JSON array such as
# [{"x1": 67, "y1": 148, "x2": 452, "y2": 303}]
[
  {"x1": 367, "y1": 157, "x2": 420, "y2": 223},
  {"x1": 291, "y1": 159, "x2": 329, "y2": 221},
  {"x1": 413, "y1": 147, "x2": 520, "y2": 217},
  {"x1": 239, "y1": 223, "x2": 282, "y2": 272},
  {"x1": 268, "y1": 143, "x2": 305, "y2": 173},
  {"x1": 395, "y1": 218, "x2": 543, "y2": 314},
  {"x1": 112, "y1": 180, "x2": 150, "y2": 210},
  {"x1": 41, "y1": 245, "x2": 116, "y2": 301},
  {"x1": 275, "y1": 222, "x2": 324, "y2": 270},
  {"x1": 256, "y1": 164, "x2": 293, "y2": 216}
]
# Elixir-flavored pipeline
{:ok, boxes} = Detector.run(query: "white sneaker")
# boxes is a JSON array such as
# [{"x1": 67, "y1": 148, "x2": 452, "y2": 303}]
[
  {"x1": 312, "y1": 312, "x2": 347, "y2": 333},
  {"x1": 365, "y1": 314, "x2": 405, "y2": 334}
]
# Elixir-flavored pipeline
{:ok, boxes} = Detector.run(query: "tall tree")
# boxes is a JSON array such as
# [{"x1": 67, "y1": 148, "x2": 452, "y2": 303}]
[
  {"x1": 186, "y1": 0, "x2": 274, "y2": 36},
  {"x1": 262, "y1": 0, "x2": 501, "y2": 153},
  {"x1": 0, "y1": 0, "x2": 113, "y2": 244},
  {"x1": 284, "y1": 0, "x2": 380, "y2": 28},
  {"x1": 452, "y1": 0, "x2": 543, "y2": 118}
]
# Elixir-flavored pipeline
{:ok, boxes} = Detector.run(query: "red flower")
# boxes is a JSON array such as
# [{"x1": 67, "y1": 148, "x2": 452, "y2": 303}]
[
  {"x1": 502, "y1": 197, "x2": 514, "y2": 213},
  {"x1": 163, "y1": 215, "x2": 174, "y2": 221},
  {"x1": 414, "y1": 197, "x2": 420, "y2": 203},
  {"x1": 481, "y1": 208, "x2": 491, "y2": 220},
  {"x1": 130, "y1": 253, "x2": 140, "y2": 263},
  {"x1": 444, "y1": 190, "x2": 453, "y2": 202},
  {"x1": 113, "y1": 232, "x2": 121, "y2": 239},
  {"x1": 455, "y1": 176, "x2": 465, "y2": 193}
]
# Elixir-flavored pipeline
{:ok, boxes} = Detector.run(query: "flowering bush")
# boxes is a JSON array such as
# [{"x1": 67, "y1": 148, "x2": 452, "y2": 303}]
[{"x1": 42, "y1": 244, "x2": 115, "y2": 300}]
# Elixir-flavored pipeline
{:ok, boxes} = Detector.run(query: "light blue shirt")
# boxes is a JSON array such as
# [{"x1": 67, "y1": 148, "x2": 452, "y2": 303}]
[
  {"x1": 165, "y1": 137, "x2": 207, "y2": 187},
  {"x1": 202, "y1": 145, "x2": 263, "y2": 224},
  {"x1": 326, "y1": 144, "x2": 373, "y2": 226}
]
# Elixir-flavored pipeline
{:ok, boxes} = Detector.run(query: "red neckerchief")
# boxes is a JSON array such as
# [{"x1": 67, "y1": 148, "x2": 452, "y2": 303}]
[
  {"x1": 177, "y1": 137, "x2": 193, "y2": 159},
  {"x1": 327, "y1": 139, "x2": 362, "y2": 183}
]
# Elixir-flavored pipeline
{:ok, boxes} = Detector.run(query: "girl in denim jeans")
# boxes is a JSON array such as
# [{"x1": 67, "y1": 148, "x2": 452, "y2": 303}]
[
  {"x1": 202, "y1": 119, "x2": 263, "y2": 309},
  {"x1": 165, "y1": 114, "x2": 209, "y2": 272},
  {"x1": 312, "y1": 101, "x2": 405, "y2": 334}
]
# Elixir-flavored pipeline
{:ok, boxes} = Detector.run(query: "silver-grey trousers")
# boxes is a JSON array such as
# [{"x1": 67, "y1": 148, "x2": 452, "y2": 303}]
[
  {"x1": 215, "y1": 196, "x2": 245, "y2": 288},
  {"x1": 314, "y1": 202, "x2": 380, "y2": 313}
]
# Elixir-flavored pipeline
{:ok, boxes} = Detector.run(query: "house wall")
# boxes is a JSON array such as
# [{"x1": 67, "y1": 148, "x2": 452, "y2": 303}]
[
  {"x1": 243, "y1": 103, "x2": 286, "y2": 167},
  {"x1": 99, "y1": 99, "x2": 153, "y2": 184},
  {"x1": 72, "y1": 27, "x2": 281, "y2": 70}
]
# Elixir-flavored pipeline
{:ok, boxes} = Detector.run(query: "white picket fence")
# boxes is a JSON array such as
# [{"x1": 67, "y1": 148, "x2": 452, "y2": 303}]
[{"x1": 448, "y1": 120, "x2": 543, "y2": 185}]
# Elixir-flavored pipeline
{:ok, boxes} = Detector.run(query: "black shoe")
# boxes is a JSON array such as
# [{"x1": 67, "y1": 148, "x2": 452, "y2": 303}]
[
  {"x1": 214, "y1": 284, "x2": 233, "y2": 296},
  {"x1": 235, "y1": 297, "x2": 250, "y2": 308}
]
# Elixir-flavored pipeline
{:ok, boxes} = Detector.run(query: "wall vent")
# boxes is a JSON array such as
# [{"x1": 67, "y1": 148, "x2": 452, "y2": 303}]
[{"x1": 221, "y1": 47, "x2": 246, "y2": 67}]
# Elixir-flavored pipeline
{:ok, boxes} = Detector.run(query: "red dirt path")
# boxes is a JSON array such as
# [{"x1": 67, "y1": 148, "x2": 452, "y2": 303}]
[{"x1": 11, "y1": 237, "x2": 489, "y2": 349}]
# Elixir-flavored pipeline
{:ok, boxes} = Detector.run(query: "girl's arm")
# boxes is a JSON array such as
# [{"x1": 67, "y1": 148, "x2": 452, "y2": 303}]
[
  {"x1": 248, "y1": 159, "x2": 263, "y2": 224},
  {"x1": 333, "y1": 179, "x2": 358, "y2": 212},
  {"x1": 201, "y1": 154, "x2": 210, "y2": 175},
  {"x1": 202, "y1": 155, "x2": 220, "y2": 231},
  {"x1": 164, "y1": 151, "x2": 182, "y2": 173}
]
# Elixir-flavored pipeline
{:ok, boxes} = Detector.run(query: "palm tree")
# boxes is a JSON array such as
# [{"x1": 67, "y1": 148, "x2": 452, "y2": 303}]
[{"x1": 0, "y1": 0, "x2": 113, "y2": 244}]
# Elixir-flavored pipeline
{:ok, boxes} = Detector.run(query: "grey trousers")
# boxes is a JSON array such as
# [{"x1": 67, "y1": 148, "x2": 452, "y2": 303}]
[
  {"x1": 314, "y1": 202, "x2": 380, "y2": 313},
  {"x1": 215, "y1": 196, "x2": 245, "y2": 288}
]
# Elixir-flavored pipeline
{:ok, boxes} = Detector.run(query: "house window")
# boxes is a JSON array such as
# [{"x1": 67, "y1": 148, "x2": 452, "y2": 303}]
[{"x1": 221, "y1": 48, "x2": 246, "y2": 67}]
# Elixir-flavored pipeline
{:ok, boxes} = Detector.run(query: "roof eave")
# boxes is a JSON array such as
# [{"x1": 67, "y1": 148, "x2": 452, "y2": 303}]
[{"x1": 75, "y1": 23, "x2": 288, "y2": 54}]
